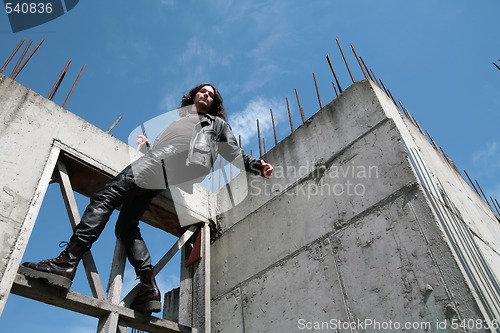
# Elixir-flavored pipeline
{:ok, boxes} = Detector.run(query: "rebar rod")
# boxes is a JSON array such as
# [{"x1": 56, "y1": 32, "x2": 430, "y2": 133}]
[
  {"x1": 270, "y1": 108, "x2": 278, "y2": 145},
  {"x1": 490, "y1": 196, "x2": 500, "y2": 216},
  {"x1": 475, "y1": 179, "x2": 491, "y2": 207},
  {"x1": 326, "y1": 54, "x2": 343, "y2": 93},
  {"x1": 106, "y1": 115, "x2": 123, "y2": 133},
  {"x1": 359, "y1": 56, "x2": 374, "y2": 82},
  {"x1": 48, "y1": 60, "x2": 71, "y2": 100},
  {"x1": 63, "y1": 63, "x2": 86, "y2": 108},
  {"x1": 286, "y1": 97, "x2": 294, "y2": 133},
  {"x1": 312, "y1": 72, "x2": 323, "y2": 109},
  {"x1": 425, "y1": 130, "x2": 438, "y2": 150},
  {"x1": 294, "y1": 88, "x2": 306, "y2": 124},
  {"x1": 463, "y1": 170, "x2": 480, "y2": 195},
  {"x1": 1, "y1": 39, "x2": 25, "y2": 74},
  {"x1": 10, "y1": 39, "x2": 32, "y2": 78},
  {"x1": 11, "y1": 38, "x2": 44, "y2": 79},
  {"x1": 351, "y1": 45, "x2": 369, "y2": 80},
  {"x1": 257, "y1": 119, "x2": 262, "y2": 157},
  {"x1": 332, "y1": 81, "x2": 339, "y2": 97},
  {"x1": 336, "y1": 38, "x2": 354, "y2": 83}
]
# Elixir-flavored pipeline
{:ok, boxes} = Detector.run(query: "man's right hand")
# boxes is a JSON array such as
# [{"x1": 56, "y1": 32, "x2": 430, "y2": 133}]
[{"x1": 136, "y1": 134, "x2": 149, "y2": 146}]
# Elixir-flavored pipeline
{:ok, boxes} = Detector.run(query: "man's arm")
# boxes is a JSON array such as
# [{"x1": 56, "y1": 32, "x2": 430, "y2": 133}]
[{"x1": 217, "y1": 120, "x2": 273, "y2": 178}]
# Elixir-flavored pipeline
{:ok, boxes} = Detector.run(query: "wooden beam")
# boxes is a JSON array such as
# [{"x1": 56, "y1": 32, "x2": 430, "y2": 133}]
[
  {"x1": 11, "y1": 273, "x2": 181, "y2": 333},
  {"x1": 56, "y1": 161, "x2": 107, "y2": 300}
]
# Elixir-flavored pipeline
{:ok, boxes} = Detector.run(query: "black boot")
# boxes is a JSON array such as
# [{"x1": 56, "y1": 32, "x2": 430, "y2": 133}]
[
  {"x1": 130, "y1": 268, "x2": 161, "y2": 313},
  {"x1": 18, "y1": 239, "x2": 89, "y2": 289}
]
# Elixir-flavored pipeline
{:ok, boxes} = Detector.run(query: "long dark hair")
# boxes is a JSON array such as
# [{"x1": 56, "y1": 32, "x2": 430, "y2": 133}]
[{"x1": 181, "y1": 83, "x2": 227, "y2": 121}]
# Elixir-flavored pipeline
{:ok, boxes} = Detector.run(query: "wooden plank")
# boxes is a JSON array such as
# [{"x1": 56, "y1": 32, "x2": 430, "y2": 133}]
[
  {"x1": 98, "y1": 239, "x2": 127, "y2": 333},
  {"x1": 11, "y1": 273, "x2": 180, "y2": 333},
  {"x1": 178, "y1": 246, "x2": 193, "y2": 328},
  {"x1": 56, "y1": 160, "x2": 107, "y2": 300},
  {"x1": 202, "y1": 223, "x2": 211, "y2": 333},
  {"x1": 192, "y1": 223, "x2": 210, "y2": 333}
]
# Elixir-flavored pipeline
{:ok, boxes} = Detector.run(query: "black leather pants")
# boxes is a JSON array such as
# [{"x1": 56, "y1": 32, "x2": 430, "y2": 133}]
[{"x1": 72, "y1": 162, "x2": 161, "y2": 274}]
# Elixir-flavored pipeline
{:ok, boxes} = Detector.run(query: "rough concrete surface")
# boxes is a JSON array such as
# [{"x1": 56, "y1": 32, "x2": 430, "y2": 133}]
[{"x1": 211, "y1": 80, "x2": 499, "y2": 332}]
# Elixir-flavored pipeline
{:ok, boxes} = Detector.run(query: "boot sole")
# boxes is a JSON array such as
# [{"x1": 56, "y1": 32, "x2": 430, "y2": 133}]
[
  {"x1": 18, "y1": 265, "x2": 72, "y2": 289},
  {"x1": 130, "y1": 300, "x2": 162, "y2": 314}
]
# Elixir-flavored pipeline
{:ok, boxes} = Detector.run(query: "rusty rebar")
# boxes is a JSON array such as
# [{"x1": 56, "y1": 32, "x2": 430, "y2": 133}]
[
  {"x1": 369, "y1": 69, "x2": 381, "y2": 88},
  {"x1": 475, "y1": 179, "x2": 491, "y2": 206},
  {"x1": 286, "y1": 97, "x2": 294, "y2": 133},
  {"x1": 495, "y1": 199, "x2": 500, "y2": 214},
  {"x1": 11, "y1": 38, "x2": 44, "y2": 79},
  {"x1": 106, "y1": 115, "x2": 123, "y2": 133},
  {"x1": 494, "y1": 62, "x2": 500, "y2": 71},
  {"x1": 359, "y1": 56, "x2": 374, "y2": 82},
  {"x1": 257, "y1": 119, "x2": 262, "y2": 157},
  {"x1": 425, "y1": 130, "x2": 439, "y2": 150},
  {"x1": 351, "y1": 45, "x2": 369, "y2": 80},
  {"x1": 62, "y1": 63, "x2": 86, "y2": 108},
  {"x1": 378, "y1": 78, "x2": 389, "y2": 95},
  {"x1": 332, "y1": 81, "x2": 339, "y2": 97},
  {"x1": 326, "y1": 54, "x2": 343, "y2": 93},
  {"x1": 263, "y1": 137, "x2": 267, "y2": 155},
  {"x1": 386, "y1": 89, "x2": 399, "y2": 108},
  {"x1": 412, "y1": 117, "x2": 425, "y2": 135},
  {"x1": 463, "y1": 170, "x2": 480, "y2": 195},
  {"x1": 490, "y1": 196, "x2": 500, "y2": 216},
  {"x1": 48, "y1": 60, "x2": 71, "y2": 100},
  {"x1": 238, "y1": 135, "x2": 242, "y2": 147},
  {"x1": 269, "y1": 108, "x2": 277, "y2": 145},
  {"x1": 336, "y1": 38, "x2": 354, "y2": 83},
  {"x1": 294, "y1": 88, "x2": 306, "y2": 124},
  {"x1": 398, "y1": 101, "x2": 411, "y2": 118},
  {"x1": 1, "y1": 39, "x2": 25, "y2": 74},
  {"x1": 401, "y1": 105, "x2": 411, "y2": 118},
  {"x1": 10, "y1": 39, "x2": 32, "y2": 78},
  {"x1": 439, "y1": 146, "x2": 451, "y2": 164},
  {"x1": 312, "y1": 72, "x2": 323, "y2": 109}
]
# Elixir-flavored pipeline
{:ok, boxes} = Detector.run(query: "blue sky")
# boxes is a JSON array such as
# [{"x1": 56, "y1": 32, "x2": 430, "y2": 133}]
[{"x1": 1, "y1": 1, "x2": 499, "y2": 332}]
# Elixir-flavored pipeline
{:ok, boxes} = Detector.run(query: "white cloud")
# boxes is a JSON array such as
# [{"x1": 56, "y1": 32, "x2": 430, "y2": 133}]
[
  {"x1": 473, "y1": 141, "x2": 498, "y2": 164},
  {"x1": 229, "y1": 96, "x2": 287, "y2": 145},
  {"x1": 179, "y1": 37, "x2": 232, "y2": 68},
  {"x1": 160, "y1": 90, "x2": 180, "y2": 112}
]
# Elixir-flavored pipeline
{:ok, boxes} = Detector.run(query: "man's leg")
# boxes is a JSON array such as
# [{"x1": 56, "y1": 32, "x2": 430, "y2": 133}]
[
  {"x1": 115, "y1": 190, "x2": 162, "y2": 313},
  {"x1": 19, "y1": 164, "x2": 147, "y2": 288}
]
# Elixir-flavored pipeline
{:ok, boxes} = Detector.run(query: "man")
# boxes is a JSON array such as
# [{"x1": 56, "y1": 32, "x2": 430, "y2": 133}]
[{"x1": 19, "y1": 83, "x2": 273, "y2": 313}]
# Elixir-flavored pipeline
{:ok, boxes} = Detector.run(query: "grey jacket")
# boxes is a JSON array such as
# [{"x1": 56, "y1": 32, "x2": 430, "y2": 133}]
[
  {"x1": 135, "y1": 113, "x2": 263, "y2": 193},
  {"x1": 186, "y1": 113, "x2": 263, "y2": 176}
]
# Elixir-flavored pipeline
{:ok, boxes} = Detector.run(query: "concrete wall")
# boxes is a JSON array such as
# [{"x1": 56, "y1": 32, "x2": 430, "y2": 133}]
[{"x1": 212, "y1": 80, "x2": 500, "y2": 332}]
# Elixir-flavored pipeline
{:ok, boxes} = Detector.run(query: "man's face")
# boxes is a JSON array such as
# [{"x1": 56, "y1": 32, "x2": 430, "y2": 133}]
[{"x1": 194, "y1": 85, "x2": 215, "y2": 113}]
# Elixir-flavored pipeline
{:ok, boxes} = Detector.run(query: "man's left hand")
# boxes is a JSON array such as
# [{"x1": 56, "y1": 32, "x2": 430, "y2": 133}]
[{"x1": 260, "y1": 160, "x2": 273, "y2": 178}]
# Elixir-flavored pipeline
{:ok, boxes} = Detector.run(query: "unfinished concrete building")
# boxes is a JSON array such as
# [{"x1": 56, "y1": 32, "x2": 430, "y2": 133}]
[{"x1": 0, "y1": 47, "x2": 499, "y2": 332}]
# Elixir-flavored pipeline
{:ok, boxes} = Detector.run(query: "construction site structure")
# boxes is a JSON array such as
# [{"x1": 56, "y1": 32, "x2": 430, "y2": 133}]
[{"x1": 0, "y1": 70, "x2": 499, "y2": 333}]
